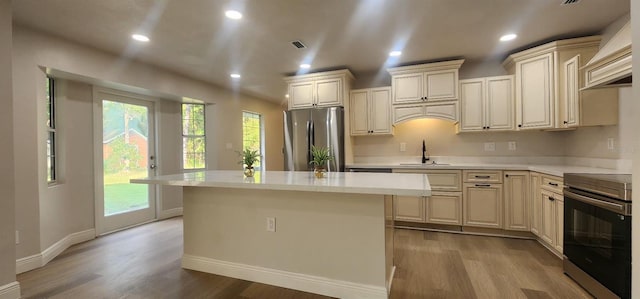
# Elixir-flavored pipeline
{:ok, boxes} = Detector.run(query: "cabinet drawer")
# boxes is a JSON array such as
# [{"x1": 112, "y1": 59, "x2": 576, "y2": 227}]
[
  {"x1": 393, "y1": 169, "x2": 462, "y2": 191},
  {"x1": 463, "y1": 170, "x2": 503, "y2": 183},
  {"x1": 541, "y1": 175, "x2": 563, "y2": 193}
]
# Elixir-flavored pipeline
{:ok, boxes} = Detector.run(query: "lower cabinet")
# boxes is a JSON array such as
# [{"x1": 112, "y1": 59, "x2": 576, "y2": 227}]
[
  {"x1": 530, "y1": 172, "x2": 542, "y2": 236},
  {"x1": 555, "y1": 199, "x2": 564, "y2": 253},
  {"x1": 394, "y1": 195, "x2": 425, "y2": 222},
  {"x1": 426, "y1": 192, "x2": 462, "y2": 225},
  {"x1": 540, "y1": 188, "x2": 564, "y2": 254},
  {"x1": 463, "y1": 183, "x2": 503, "y2": 229},
  {"x1": 504, "y1": 171, "x2": 530, "y2": 231}
]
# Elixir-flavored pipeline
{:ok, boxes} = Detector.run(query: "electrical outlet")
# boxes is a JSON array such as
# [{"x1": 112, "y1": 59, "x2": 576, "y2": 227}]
[
  {"x1": 266, "y1": 217, "x2": 276, "y2": 232},
  {"x1": 484, "y1": 142, "x2": 496, "y2": 152},
  {"x1": 399, "y1": 142, "x2": 406, "y2": 152},
  {"x1": 607, "y1": 138, "x2": 615, "y2": 150},
  {"x1": 15, "y1": 230, "x2": 19, "y2": 245},
  {"x1": 226, "y1": 143, "x2": 233, "y2": 150},
  {"x1": 508, "y1": 141, "x2": 517, "y2": 151}
]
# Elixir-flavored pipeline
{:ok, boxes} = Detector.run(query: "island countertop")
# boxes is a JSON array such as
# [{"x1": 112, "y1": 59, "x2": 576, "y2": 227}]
[{"x1": 132, "y1": 170, "x2": 431, "y2": 197}]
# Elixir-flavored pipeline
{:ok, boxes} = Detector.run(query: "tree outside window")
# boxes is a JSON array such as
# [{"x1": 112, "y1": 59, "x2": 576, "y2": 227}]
[
  {"x1": 182, "y1": 103, "x2": 206, "y2": 169},
  {"x1": 242, "y1": 111, "x2": 263, "y2": 170}
]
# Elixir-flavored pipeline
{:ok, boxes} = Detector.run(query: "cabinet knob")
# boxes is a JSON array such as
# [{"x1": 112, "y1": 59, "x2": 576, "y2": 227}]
[
  {"x1": 505, "y1": 174, "x2": 509, "y2": 178},
  {"x1": 486, "y1": 126, "x2": 490, "y2": 129},
  {"x1": 563, "y1": 121, "x2": 568, "y2": 124},
  {"x1": 518, "y1": 124, "x2": 522, "y2": 128}
]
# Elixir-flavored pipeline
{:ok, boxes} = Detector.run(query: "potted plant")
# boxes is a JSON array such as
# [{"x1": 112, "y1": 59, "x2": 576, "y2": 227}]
[
  {"x1": 238, "y1": 148, "x2": 260, "y2": 177},
  {"x1": 309, "y1": 145, "x2": 333, "y2": 178}
]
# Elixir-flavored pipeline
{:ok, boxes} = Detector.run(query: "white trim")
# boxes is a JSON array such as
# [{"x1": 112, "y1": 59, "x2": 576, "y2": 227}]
[
  {"x1": 182, "y1": 254, "x2": 388, "y2": 299},
  {"x1": 16, "y1": 229, "x2": 95, "y2": 274},
  {"x1": 158, "y1": 207, "x2": 183, "y2": 220},
  {"x1": 0, "y1": 282, "x2": 20, "y2": 299},
  {"x1": 386, "y1": 266, "x2": 396, "y2": 294}
]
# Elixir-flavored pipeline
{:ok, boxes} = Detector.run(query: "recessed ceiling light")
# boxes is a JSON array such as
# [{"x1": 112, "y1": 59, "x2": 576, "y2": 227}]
[
  {"x1": 225, "y1": 10, "x2": 242, "y2": 20},
  {"x1": 131, "y1": 34, "x2": 150, "y2": 42},
  {"x1": 300, "y1": 64, "x2": 311, "y2": 69},
  {"x1": 500, "y1": 33, "x2": 517, "y2": 42},
  {"x1": 230, "y1": 73, "x2": 241, "y2": 79},
  {"x1": 285, "y1": 94, "x2": 290, "y2": 98},
  {"x1": 389, "y1": 51, "x2": 402, "y2": 57}
]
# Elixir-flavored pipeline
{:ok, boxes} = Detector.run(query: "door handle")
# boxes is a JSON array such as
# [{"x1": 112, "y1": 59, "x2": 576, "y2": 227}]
[{"x1": 150, "y1": 164, "x2": 157, "y2": 170}]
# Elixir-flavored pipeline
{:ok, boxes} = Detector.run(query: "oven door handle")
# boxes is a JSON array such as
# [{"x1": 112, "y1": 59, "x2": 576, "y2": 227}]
[{"x1": 564, "y1": 189, "x2": 631, "y2": 216}]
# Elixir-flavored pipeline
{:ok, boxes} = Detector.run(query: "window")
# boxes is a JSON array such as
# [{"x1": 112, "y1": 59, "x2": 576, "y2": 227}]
[
  {"x1": 242, "y1": 111, "x2": 263, "y2": 170},
  {"x1": 182, "y1": 103, "x2": 206, "y2": 169},
  {"x1": 46, "y1": 77, "x2": 57, "y2": 183}
]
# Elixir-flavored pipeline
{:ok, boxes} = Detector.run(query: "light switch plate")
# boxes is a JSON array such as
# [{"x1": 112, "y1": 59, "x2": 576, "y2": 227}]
[
  {"x1": 484, "y1": 142, "x2": 496, "y2": 152},
  {"x1": 607, "y1": 138, "x2": 615, "y2": 150},
  {"x1": 508, "y1": 141, "x2": 517, "y2": 151},
  {"x1": 266, "y1": 217, "x2": 276, "y2": 232},
  {"x1": 399, "y1": 142, "x2": 406, "y2": 152}
]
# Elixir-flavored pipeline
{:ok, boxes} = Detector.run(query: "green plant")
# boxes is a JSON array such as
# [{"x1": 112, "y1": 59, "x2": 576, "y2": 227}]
[
  {"x1": 238, "y1": 148, "x2": 260, "y2": 169},
  {"x1": 309, "y1": 145, "x2": 333, "y2": 169}
]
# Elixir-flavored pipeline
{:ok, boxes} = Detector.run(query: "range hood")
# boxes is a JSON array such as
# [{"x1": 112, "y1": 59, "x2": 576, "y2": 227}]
[{"x1": 582, "y1": 20, "x2": 632, "y2": 89}]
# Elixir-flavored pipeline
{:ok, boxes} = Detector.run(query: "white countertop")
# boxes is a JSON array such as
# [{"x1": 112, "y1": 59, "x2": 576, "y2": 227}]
[
  {"x1": 347, "y1": 163, "x2": 628, "y2": 177},
  {"x1": 132, "y1": 170, "x2": 431, "y2": 197}
]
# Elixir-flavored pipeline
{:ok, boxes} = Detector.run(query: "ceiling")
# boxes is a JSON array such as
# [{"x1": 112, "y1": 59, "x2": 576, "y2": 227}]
[{"x1": 12, "y1": 0, "x2": 630, "y2": 103}]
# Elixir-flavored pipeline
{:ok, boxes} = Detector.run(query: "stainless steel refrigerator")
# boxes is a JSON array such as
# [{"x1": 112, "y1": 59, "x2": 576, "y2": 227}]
[{"x1": 284, "y1": 107, "x2": 344, "y2": 172}]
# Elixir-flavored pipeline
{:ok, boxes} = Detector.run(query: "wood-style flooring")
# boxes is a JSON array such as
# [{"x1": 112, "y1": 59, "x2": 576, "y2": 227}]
[{"x1": 18, "y1": 218, "x2": 592, "y2": 298}]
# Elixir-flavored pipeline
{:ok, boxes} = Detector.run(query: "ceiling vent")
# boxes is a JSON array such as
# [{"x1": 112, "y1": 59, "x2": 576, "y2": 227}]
[
  {"x1": 561, "y1": 0, "x2": 581, "y2": 5},
  {"x1": 291, "y1": 40, "x2": 306, "y2": 49}
]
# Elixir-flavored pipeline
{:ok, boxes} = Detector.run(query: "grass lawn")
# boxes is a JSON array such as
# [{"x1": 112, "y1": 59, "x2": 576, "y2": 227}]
[{"x1": 104, "y1": 170, "x2": 149, "y2": 215}]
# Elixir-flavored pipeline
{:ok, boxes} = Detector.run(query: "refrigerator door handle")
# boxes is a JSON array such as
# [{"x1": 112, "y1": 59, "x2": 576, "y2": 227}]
[
  {"x1": 310, "y1": 121, "x2": 315, "y2": 147},
  {"x1": 306, "y1": 121, "x2": 311, "y2": 165}
]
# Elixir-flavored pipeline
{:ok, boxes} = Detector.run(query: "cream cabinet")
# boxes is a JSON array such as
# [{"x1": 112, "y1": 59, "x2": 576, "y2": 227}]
[
  {"x1": 504, "y1": 171, "x2": 530, "y2": 231},
  {"x1": 392, "y1": 169, "x2": 462, "y2": 225},
  {"x1": 463, "y1": 183, "x2": 503, "y2": 229},
  {"x1": 392, "y1": 102, "x2": 458, "y2": 124},
  {"x1": 530, "y1": 172, "x2": 542, "y2": 237},
  {"x1": 503, "y1": 36, "x2": 617, "y2": 130},
  {"x1": 394, "y1": 195, "x2": 425, "y2": 222},
  {"x1": 350, "y1": 87, "x2": 393, "y2": 136},
  {"x1": 537, "y1": 174, "x2": 564, "y2": 254},
  {"x1": 459, "y1": 76, "x2": 514, "y2": 132},
  {"x1": 388, "y1": 60, "x2": 464, "y2": 123},
  {"x1": 427, "y1": 192, "x2": 462, "y2": 225},
  {"x1": 284, "y1": 69, "x2": 354, "y2": 109}
]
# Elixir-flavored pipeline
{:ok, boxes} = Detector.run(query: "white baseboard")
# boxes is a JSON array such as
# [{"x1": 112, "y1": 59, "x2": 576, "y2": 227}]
[
  {"x1": 182, "y1": 254, "x2": 388, "y2": 299},
  {"x1": 0, "y1": 282, "x2": 20, "y2": 299},
  {"x1": 16, "y1": 229, "x2": 95, "y2": 274},
  {"x1": 158, "y1": 207, "x2": 183, "y2": 220}
]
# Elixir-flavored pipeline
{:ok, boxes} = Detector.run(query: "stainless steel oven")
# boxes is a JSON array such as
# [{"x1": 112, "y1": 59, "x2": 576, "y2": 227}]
[{"x1": 563, "y1": 173, "x2": 632, "y2": 299}]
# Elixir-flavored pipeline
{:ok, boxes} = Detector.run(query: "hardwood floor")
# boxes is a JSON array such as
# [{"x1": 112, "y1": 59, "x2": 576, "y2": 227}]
[{"x1": 18, "y1": 218, "x2": 592, "y2": 299}]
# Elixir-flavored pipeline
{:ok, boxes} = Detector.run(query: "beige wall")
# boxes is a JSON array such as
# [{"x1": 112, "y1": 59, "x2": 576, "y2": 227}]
[
  {"x1": 12, "y1": 25, "x2": 284, "y2": 259},
  {"x1": 0, "y1": 0, "x2": 16, "y2": 287},
  {"x1": 353, "y1": 118, "x2": 567, "y2": 159},
  {"x1": 630, "y1": 0, "x2": 639, "y2": 296}
]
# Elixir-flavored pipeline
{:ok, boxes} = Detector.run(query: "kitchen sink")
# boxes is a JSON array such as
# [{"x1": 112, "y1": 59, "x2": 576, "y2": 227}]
[{"x1": 399, "y1": 163, "x2": 451, "y2": 167}]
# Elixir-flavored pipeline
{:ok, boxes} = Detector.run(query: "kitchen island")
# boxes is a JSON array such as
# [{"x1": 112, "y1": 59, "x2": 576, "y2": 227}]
[{"x1": 133, "y1": 170, "x2": 431, "y2": 299}]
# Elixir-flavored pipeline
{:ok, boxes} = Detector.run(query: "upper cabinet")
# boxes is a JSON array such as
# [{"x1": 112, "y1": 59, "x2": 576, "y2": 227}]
[
  {"x1": 284, "y1": 69, "x2": 354, "y2": 110},
  {"x1": 503, "y1": 36, "x2": 618, "y2": 130},
  {"x1": 388, "y1": 60, "x2": 464, "y2": 124},
  {"x1": 583, "y1": 20, "x2": 632, "y2": 89},
  {"x1": 458, "y1": 75, "x2": 514, "y2": 132},
  {"x1": 350, "y1": 87, "x2": 393, "y2": 136}
]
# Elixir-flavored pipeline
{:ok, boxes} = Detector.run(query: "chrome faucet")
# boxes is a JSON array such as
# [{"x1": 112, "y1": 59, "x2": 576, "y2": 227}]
[{"x1": 421, "y1": 139, "x2": 430, "y2": 164}]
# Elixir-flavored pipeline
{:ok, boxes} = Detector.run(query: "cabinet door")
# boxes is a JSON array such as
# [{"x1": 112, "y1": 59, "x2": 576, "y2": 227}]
[
  {"x1": 516, "y1": 53, "x2": 554, "y2": 129},
  {"x1": 540, "y1": 189, "x2": 556, "y2": 246},
  {"x1": 463, "y1": 183, "x2": 503, "y2": 229},
  {"x1": 459, "y1": 79, "x2": 485, "y2": 131},
  {"x1": 555, "y1": 197, "x2": 564, "y2": 253},
  {"x1": 394, "y1": 196, "x2": 425, "y2": 222},
  {"x1": 530, "y1": 173, "x2": 542, "y2": 237},
  {"x1": 315, "y1": 78, "x2": 342, "y2": 107},
  {"x1": 392, "y1": 73, "x2": 424, "y2": 104},
  {"x1": 486, "y1": 76, "x2": 515, "y2": 131},
  {"x1": 289, "y1": 81, "x2": 315, "y2": 109},
  {"x1": 349, "y1": 90, "x2": 369, "y2": 136},
  {"x1": 563, "y1": 55, "x2": 580, "y2": 128},
  {"x1": 426, "y1": 192, "x2": 462, "y2": 225},
  {"x1": 504, "y1": 172, "x2": 530, "y2": 231},
  {"x1": 424, "y1": 70, "x2": 458, "y2": 101},
  {"x1": 370, "y1": 87, "x2": 392, "y2": 134}
]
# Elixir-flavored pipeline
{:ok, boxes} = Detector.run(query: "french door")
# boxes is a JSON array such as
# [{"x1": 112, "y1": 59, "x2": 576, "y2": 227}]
[{"x1": 94, "y1": 89, "x2": 156, "y2": 235}]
